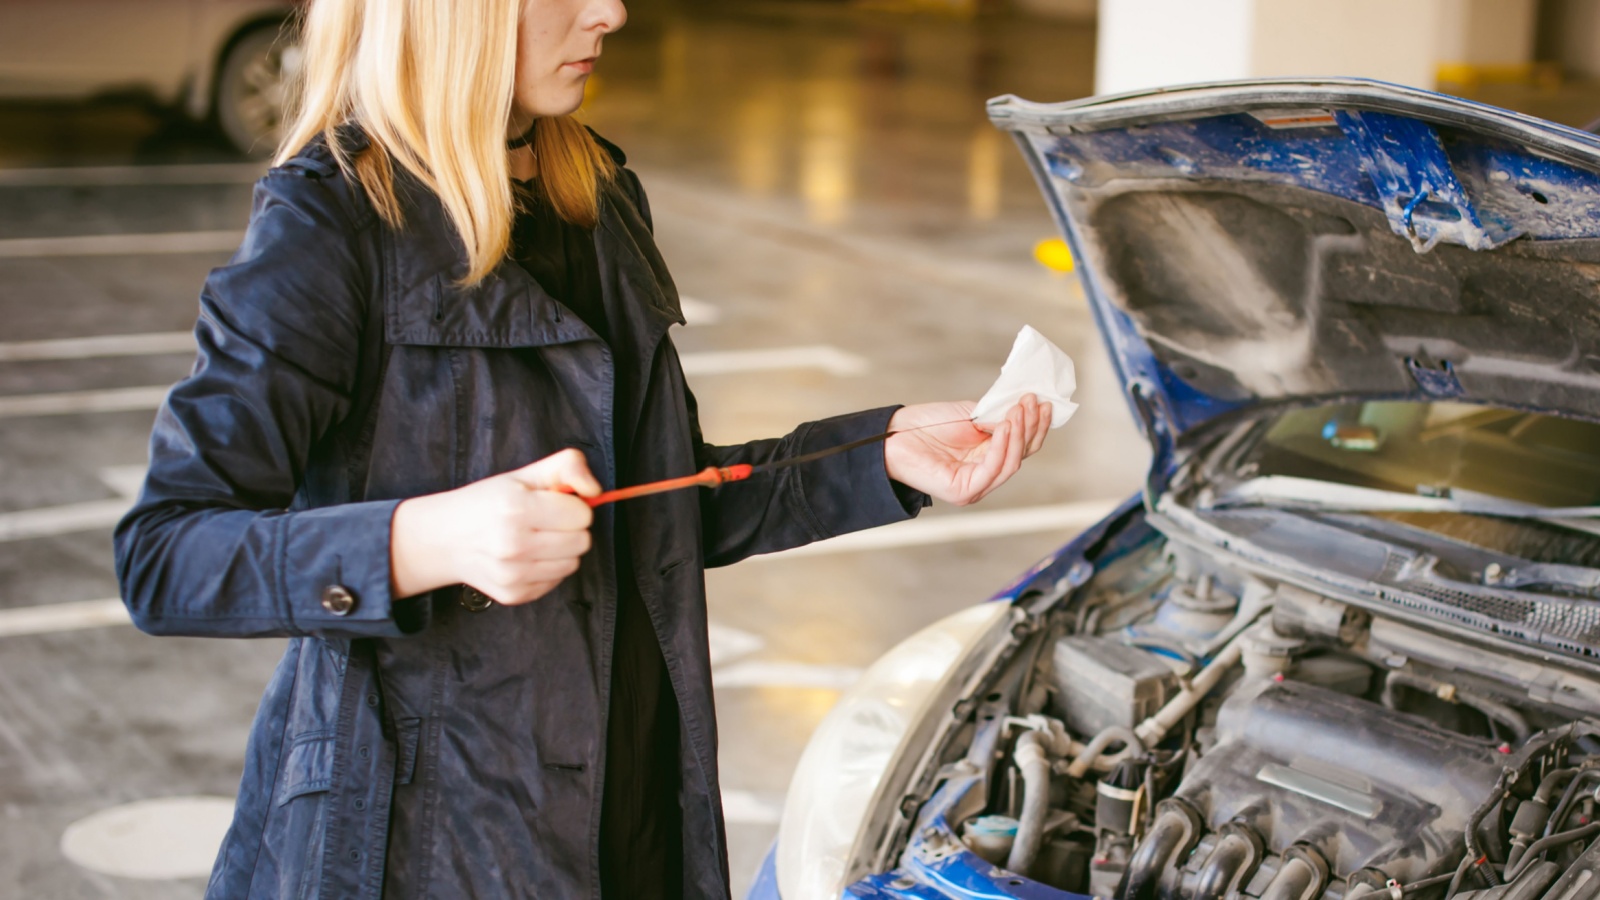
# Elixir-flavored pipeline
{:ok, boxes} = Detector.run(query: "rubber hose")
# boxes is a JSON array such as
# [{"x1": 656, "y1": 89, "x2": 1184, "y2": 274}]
[
  {"x1": 1381, "y1": 671, "x2": 1531, "y2": 746},
  {"x1": 1505, "y1": 822, "x2": 1600, "y2": 882},
  {"x1": 1066, "y1": 725, "x2": 1145, "y2": 779},
  {"x1": 1261, "y1": 847, "x2": 1329, "y2": 900},
  {"x1": 1006, "y1": 730, "x2": 1052, "y2": 877},
  {"x1": 1134, "y1": 626, "x2": 1254, "y2": 747},
  {"x1": 1192, "y1": 824, "x2": 1264, "y2": 900},
  {"x1": 1116, "y1": 800, "x2": 1202, "y2": 900},
  {"x1": 1544, "y1": 769, "x2": 1600, "y2": 839}
]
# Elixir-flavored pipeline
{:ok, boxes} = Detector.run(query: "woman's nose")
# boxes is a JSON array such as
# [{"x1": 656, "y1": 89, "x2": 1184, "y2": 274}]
[{"x1": 586, "y1": 0, "x2": 627, "y2": 33}]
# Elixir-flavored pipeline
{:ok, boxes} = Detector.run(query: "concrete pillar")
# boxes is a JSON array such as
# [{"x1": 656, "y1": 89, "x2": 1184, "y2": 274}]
[
  {"x1": 1094, "y1": 0, "x2": 1537, "y2": 96},
  {"x1": 1543, "y1": 0, "x2": 1600, "y2": 80}
]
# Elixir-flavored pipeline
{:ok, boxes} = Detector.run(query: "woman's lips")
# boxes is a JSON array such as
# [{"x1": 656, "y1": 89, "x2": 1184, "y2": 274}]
[{"x1": 564, "y1": 58, "x2": 596, "y2": 74}]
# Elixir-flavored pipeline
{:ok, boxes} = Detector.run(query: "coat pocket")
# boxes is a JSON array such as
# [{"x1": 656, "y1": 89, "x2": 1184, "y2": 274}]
[
  {"x1": 274, "y1": 718, "x2": 423, "y2": 806},
  {"x1": 394, "y1": 717, "x2": 422, "y2": 786},
  {"x1": 276, "y1": 733, "x2": 335, "y2": 806}
]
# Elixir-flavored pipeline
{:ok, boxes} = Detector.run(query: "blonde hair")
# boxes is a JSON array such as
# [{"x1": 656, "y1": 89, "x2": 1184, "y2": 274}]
[{"x1": 277, "y1": 0, "x2": 617, "y2": 284}]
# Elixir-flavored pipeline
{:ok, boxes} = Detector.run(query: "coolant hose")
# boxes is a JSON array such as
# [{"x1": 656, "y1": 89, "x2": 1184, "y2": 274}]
[
  {"x1": 1381, "y1": 671, "x2": 1531, "y2": 746},
  {"x1": 1066, "y1": 725, "x2": 1145, "y2": 779},
  {"x1": 1116, "y1": 799, "x2": 1203, "y2": 900},
  {"x1": 1260, "y1": 845, "x2": 1330, "y2": 900},
  {"x1": 1006, "y1": 730, "x2": 1053, "y2": 876},
  {"x1": 1192, "y1": 823, "x2": 1264, "y2": 900},
  {"x1": 1134, "y1": 627, "x2": 1253, "y2": 748}
]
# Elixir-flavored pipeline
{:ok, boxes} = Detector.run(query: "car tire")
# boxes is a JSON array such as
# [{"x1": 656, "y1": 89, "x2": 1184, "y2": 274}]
[{"x1": 214, "y1": 24, "x2": 298, "y2": 159}]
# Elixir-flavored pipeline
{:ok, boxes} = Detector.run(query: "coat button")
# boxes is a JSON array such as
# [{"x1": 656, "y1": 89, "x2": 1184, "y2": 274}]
[
  {"x1": 459, "y1": 586, "x2": 493, "y2": 612},
  {"x1": 321, "y1": 585, "x2": 356, "y2": 616}
]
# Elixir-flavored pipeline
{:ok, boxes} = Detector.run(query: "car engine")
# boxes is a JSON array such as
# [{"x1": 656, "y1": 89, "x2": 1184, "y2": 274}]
[{"x1": 945, "y1": 539, "x2": 1600, "y2": 900}]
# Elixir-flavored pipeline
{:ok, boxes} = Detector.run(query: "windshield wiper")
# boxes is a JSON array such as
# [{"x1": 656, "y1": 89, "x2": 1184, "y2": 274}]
[
  {"x1": 1207, "y1": 477, "x2": 1600, "y2": 596},
  {"x1": 1210, "y1": 476, "x2": 1600, "y2": 534}
]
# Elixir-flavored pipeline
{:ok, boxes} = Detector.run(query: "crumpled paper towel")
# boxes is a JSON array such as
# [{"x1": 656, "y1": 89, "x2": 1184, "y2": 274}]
[{"x1": 971, "y1": 325, "x2": 1079, "y2": 429}]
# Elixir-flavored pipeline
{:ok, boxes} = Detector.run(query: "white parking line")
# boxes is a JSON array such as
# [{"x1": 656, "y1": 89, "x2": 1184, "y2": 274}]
[
  {"x1": 0, "y1": 301, "x2": 721, "y2": 363},
  {"x1": 0, "y1": 385, "x2": 170, "y2": 419},
  {"x1": 757, "y1": 499, "x2": 1121, "y2": 560},
  {"x1": 678, "y1": 295, "x2": 721, "y2": 325},
  {"x1": 0, "y1": 499, "x2": 130, "y2": 544},
  {"x1": 713, "y1": 660, "x2": 862, "y2": 690},
  {"x1": 707, "y1": 621, "x2": 765, "y2": 666},
  {"x1": 0, "y1": 343, "x2": 862, "y2": 418},
  {"x1": 721, "y1": 789, "x2": 785, "y2": 825},
  {"x1": 0, "y1": 230, "x2": 245, "y2": 259},
  {"x1": 678, "y1": 345, "x2": 868, "y2": 377},
  {"x1": 0, "y1": 163, "x2": 265, "y2": 188},
  {"x1": 0, "y1": 467, "x2": 143, "y2": 544},
  {"x1": 0, "y1": 598, "x2": 128, "y2": 639},
  {"x1": 0, "y1": 332, "x2": 196, "y2": 362}
]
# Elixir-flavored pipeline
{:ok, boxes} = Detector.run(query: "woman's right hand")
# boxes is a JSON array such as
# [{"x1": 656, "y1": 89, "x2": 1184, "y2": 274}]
[{"x1": 390, "y1": 449, "x2": 601, "y2": 605}]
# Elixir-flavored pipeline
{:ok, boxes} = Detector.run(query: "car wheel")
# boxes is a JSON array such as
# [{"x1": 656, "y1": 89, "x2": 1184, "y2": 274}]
[{"x1": 214, "y1": 25, "x2": 300, "y2": 159}]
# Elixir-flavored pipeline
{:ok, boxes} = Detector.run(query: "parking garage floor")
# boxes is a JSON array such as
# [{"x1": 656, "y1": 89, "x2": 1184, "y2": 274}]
[{"x1": 3, "y1": 4, "x2": 1597, "y2": 897}]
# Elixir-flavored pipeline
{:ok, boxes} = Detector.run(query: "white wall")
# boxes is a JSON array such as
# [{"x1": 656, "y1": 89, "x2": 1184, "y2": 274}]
[
  {"x1": 1095, "y1": 0, "x2": 1255, "y2": 95},
  {"x1": 1434, "y1": 0, "x2": 1537, "y2": 66},
  {"x1": 1249, "y1": 0, "x2": 1443, "y2": 88},
  {"x1": 1094, "y1": 0, "x2": 1538, "y2": 96}
]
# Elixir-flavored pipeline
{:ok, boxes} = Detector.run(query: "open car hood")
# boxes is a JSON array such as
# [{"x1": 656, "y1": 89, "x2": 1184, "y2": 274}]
[{"x1": 989, "y1": 78, "x2": 1600, "y2": 451}]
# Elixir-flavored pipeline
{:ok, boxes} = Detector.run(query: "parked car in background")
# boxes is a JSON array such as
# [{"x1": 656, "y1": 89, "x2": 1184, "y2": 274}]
[
  {"x1": 0, "y1": 1, "x2": 300, "y2": 156},
  {"x1": 752, "y1": 79, "x2": 1600, "y2": 900}
]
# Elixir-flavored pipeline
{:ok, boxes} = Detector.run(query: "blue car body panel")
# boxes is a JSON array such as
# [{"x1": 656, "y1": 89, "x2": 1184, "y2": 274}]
[{"x1": 747, "y1": 77, "x2": 1600, "y2": 900}]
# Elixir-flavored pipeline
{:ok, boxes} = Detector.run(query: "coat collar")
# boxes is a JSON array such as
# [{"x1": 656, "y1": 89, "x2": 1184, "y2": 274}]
[{"x1": 381, "y1": 169, "x2": 684, "y2": 351}]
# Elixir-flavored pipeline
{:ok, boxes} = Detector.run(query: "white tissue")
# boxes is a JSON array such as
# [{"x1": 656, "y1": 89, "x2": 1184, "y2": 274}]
[{"x1": 971, "y1": 326, "x2": 1079, "y2": 429}]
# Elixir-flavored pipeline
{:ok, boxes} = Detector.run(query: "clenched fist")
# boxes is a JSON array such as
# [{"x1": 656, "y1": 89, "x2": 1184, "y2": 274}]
[{"x1": 390, "y1": 449, "x2": 601, "y2": 605}]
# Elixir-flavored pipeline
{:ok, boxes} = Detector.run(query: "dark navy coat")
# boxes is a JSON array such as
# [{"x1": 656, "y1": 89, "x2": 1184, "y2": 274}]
[{"x1": 113, "y1": 131, "x2": 924, "y2": 899}]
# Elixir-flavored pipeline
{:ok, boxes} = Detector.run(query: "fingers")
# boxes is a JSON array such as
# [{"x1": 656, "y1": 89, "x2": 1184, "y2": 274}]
[
  {"x1": 1026, "y1": 398, "x2": 1051, "y2": 457},
  {"x1": 508, "y1": 447, "x2": 602, "y2": 497},
  {"x1": 522, "y1": 490, "x2": 594, "y2": 532},
  {"x1": 955, "y1": 420, "x2": 1009, "y2": 506},
  {"x1": 980, "y1": 404, "x2": 1028, "y2": 503}
]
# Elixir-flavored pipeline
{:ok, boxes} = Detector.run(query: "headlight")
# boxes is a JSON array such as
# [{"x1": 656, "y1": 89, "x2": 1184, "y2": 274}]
[{"x1": 775, "y1": 601, "x2": 1013, "y2": 900}]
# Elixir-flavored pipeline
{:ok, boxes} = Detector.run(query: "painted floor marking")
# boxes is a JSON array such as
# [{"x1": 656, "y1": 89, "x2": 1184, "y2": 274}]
[
  {"x1": 756, "y1": 498, "x2": 1121, "y2": 560},
  {"x1": 96, "y1": 465, "x2": 148, "y2": 499},
  {"x1": 0, "y1": 162, "x2": 265, "y2": 188},
  {"x1": 678, "y1": 345, "x2": 867, "y2": 377},
  {"x1": 713, "y1": 660, "x2": 863, "y2": 691},
  {"x1": 0, "y1": 342, "x2": 856, "y2": 419},
  {"x1": 0, "y1": 301, "x2": 722, "y2": 363},
  {"x1": 721, "y1": 789, "x2": 786, "y2": 825},
  {"x1": 0, "y1": 499, "x2": 131, "y2": 544},
  {"x1": 60, "y1": 795, "x2": 236, "y2": 879},
  {"x1": 0, "y1": 598, "x2": 129, "y2": 639},
  {"x1": 0, "y1": 230, "x2": 244, "y2": 259},
  {"x1": 678, "y1": 295, "x2": 722, "y2": 325},
  {"x1": 0, "y1": 385, "x2": 170, "y2": 419},
  {"x1": 0, "y1": 467, "x2": 144, "y2": 544},
  {"x1": 0, "y1": 331, "x2": 196, "y2": 362},
  {"x1": 707, "y1": 621, "x2": 765, "y2": 666}
]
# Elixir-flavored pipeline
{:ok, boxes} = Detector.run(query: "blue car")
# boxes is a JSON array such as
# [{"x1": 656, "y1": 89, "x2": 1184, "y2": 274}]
[{"x1": 751, "y1": 78, "x2": 1600, "y2": 900}]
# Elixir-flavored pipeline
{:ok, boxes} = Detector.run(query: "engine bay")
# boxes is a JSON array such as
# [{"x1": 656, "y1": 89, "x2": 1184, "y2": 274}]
[{"x1": 938, "y1": 537, "x2": 1600, "y2": 900}]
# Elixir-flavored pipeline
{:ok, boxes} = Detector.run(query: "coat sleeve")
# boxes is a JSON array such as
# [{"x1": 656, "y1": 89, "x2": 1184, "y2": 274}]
[
  {"x1": 611, "y1": 161, "x2": 929, "y2": 566},
  {"x1": 684, "y1": 385, "x2": 930, "y2": 568},
  {"x1": 113, "y1": 168, "x2": 414, "y2": 639}
]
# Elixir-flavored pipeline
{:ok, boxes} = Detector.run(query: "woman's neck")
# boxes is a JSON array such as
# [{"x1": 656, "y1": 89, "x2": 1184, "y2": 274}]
[{"x1": 509, "y1": 146, "x2": 537, "y2": 182}]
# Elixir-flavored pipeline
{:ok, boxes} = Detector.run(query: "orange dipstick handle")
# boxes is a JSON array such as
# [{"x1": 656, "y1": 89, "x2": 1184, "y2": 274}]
[{"x1": 561, "y1": 464, "x2": 755, "y2": 507}]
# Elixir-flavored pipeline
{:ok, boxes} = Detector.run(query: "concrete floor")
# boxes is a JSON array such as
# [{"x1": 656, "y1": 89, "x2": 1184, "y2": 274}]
[{"x1": 5, "y1": 3, "x2": 1595, "y2": 897}]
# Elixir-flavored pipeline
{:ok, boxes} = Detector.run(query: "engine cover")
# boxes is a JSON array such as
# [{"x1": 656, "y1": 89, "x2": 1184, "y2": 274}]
[{"x1": 1175, "y1": 679, "x2": 1504, "y2": 884}]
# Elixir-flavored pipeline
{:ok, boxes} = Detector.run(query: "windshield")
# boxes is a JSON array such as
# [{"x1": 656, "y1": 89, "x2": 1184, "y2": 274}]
[{"x1": 1240, "y1": 401, "x2": 1600, "y2": 509}]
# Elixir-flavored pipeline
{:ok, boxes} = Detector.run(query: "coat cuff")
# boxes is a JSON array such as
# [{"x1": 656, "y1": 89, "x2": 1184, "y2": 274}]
[
  {"x1": 792, "y1": 405, "x2": 928, "y2": 540},
  {"x1": 278, "y1": 499, "x2": 424, "y2": 636}
]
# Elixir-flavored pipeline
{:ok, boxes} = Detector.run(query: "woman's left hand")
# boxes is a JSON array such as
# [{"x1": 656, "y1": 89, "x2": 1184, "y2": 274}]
[{"x1": 884, "y1": 393, "x2": 1051, "y2": 507}]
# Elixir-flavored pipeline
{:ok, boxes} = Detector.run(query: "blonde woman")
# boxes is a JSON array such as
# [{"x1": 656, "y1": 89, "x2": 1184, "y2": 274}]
[{"x1": 114, "y1": 0, "x2": 1050, "y2": 897}]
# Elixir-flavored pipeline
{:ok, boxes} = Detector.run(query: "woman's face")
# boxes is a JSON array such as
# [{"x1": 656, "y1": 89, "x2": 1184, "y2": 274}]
[{"x1": 514, "y1": 0, "x2": 626, "y2": 121}]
